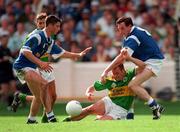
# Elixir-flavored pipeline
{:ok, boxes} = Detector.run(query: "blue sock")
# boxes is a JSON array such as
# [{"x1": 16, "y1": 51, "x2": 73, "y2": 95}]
[
  {"x1": 46, "y1": 111, "x2": 55, "y2": 121},
  {"x1": 127, "y1": 113, "x2": 134, "y2": 120},
  {"x1": 126, "y1": 108, "x2": 134, "y2": 119},
  {"x1": 148, "y1": 100, "x2": 158, "y2": 110}
]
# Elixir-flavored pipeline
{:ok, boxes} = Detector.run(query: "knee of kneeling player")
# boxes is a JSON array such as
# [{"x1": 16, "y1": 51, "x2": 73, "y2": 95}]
[{"x1": 128, "y1": 83, "x2": 138, "y2": 91}]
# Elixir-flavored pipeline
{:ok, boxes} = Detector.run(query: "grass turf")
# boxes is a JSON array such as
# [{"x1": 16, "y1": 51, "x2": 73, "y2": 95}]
[{"x1": 0, "y1": 101, "x2": 180, "y2": 132}]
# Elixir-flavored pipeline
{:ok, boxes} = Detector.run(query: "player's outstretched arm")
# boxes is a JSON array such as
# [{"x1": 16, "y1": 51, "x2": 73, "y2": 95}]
[
  {"x1": 101, "y1": 51, "x2": 126, "y2": 83},
  {"x1": 61, "y1": 47, "x2": 92, "y2": 59}
]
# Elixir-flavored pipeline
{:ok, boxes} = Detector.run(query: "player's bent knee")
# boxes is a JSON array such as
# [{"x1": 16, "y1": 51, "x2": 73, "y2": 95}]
[{"x1": 128, "y1": 83, "x2": 138, "y2": 91}]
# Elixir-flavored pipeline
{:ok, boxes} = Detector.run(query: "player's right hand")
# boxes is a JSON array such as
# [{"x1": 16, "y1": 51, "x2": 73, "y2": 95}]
[{"x1": 39, "y1": 61, "x2": 53, "y2": 73}]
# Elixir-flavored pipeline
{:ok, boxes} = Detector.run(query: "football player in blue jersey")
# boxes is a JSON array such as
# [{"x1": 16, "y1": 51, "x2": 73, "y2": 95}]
[
  {"x1": 11, "y1": 13, "x2": 57, "y2": 123},
  {"x1": 101, "y1": 16, "x2": 164, "y2": 120},
  {"x1": 13, "y1": 15, "x2": 92, "y2": 124}
]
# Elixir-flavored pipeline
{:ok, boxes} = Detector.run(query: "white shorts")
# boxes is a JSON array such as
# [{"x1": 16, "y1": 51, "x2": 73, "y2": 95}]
[
  {"x1": 38, "y1": 69, "x2": 55, "y2": 83},
  {"x1": 14, "y1": 67, "x2": 38, "y2": 84},
  {"x1": 102, "y1": 96, "x2": 128, "y2": 120},
  {"x1": 145, "y1": 59, "x2": 164, "y2": 76}
]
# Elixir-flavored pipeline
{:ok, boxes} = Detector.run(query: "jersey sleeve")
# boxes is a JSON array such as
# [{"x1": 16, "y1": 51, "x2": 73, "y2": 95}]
[
  {"x1": 50, "y1": 44, "x2": 65, "y2": 59},
  {"x1": 93, "y1": 80, "x2": 113, "y2": 91},
  {"x1": 21, "y1": 34, "x2": 40, "y2": 52},
  {"x1": 123, "y1": 35, "x2": 140, "y2": 54}
]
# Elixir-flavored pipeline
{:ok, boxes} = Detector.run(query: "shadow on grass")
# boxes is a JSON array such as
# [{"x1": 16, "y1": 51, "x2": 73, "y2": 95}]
[{"x1": 0, "y1": 100, "x2": 180, "y2": 116}]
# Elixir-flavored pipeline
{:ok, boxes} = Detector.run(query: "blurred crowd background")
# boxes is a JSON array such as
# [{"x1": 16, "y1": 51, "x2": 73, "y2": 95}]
[{"x1": 0, "y1": 0, "x2": 179, "y2": 108}]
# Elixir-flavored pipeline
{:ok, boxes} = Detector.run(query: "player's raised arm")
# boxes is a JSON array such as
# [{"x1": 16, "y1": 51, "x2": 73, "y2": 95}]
[
  {"x1": 101, "y1": 49, "x2": 126, "y2": 83},
  {"x1": 123, "y1": 50, "x2": 146, "y2": 69}
]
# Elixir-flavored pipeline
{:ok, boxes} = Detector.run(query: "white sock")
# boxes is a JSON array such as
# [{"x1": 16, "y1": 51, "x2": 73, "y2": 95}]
[
  {"x1": 128, "y1": 108, "x2": 134, "y2": 113},
  {"x1": 28, "y1": 115, "x2": 36, "y2": 121},
  {"x1": 46, "y1": 111, "x2": 54, "y2": 117},
  {"x1": 147, "y1": 97, "x2": 154, "y2": 105}
]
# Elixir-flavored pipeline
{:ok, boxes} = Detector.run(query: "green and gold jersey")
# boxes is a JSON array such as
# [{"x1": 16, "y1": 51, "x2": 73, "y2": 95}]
[
  {"x1": 94, "y1": 68, "x2": 136, "y2": 110},
  {"x1": 40, "y1": 53, "x2": 49, "y2": 62}
]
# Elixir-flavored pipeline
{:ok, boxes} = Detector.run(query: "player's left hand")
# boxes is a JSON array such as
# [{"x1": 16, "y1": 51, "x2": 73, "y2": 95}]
[{"x1": 79, "y1": 47, "x2": 92, "y2": 57}]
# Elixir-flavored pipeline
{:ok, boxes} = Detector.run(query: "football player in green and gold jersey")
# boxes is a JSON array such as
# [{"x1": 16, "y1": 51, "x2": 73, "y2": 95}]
[{"x1": 63, "y1": 51, "x2": 146, "y2": 121}]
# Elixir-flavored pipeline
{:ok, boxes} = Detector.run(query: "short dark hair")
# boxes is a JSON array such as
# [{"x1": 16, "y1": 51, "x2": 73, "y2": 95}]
[
  {"x1": 45, "y1": 15, "x2": 62, "y2": 27},
  {"x1": 116, "y1": 16, "x2": 133, "y2": 26},
  {"x1": 36, "y1": 13, "x2": 47, "y2": 21}
]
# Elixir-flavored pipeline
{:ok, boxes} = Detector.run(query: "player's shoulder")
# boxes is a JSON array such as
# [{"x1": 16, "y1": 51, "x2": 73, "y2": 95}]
[
  {"x1": 31, "y1": 29, "x2": 41, "y2": 34},
  {"x1": 26, "y1": 31, "x2": 42, "y2": 44}
]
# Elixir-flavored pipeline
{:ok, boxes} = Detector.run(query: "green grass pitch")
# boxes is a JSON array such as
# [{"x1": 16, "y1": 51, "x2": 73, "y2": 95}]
[{"x1": 0, "y1": 101, "x2": 180, "y2": 132}]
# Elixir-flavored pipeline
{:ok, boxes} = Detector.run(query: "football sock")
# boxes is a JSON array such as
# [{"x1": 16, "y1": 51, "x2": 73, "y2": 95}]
[
  {"x1": 128, "y1": 108, "x2": 134, "y2": 113},
  {"x1": 148, "y1": 98, "x2": 159, "y2": 110},
  {"x1": 127, "y1": 108, "x2": 134, "y2": 119},
  {"x1": 28, "y1": 115, "x2": 36, "y2": 121},
  {"x1": 46, "y1": 111, "x2": 55, "y2": 121}
]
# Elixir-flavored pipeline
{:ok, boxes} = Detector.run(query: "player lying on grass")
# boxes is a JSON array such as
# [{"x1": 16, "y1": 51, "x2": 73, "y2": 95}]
[{"x1": 63, "y1": 51, "x2": 146, "y2": 121}]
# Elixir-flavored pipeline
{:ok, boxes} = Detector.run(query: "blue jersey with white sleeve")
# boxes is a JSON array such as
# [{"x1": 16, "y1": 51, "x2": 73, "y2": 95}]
[
  {"x1": 13, "y1": 29, "x2": 64, "y2": 70},
  {"x1": 123, "y1": 26, "x2": 164, "y2": 61}
]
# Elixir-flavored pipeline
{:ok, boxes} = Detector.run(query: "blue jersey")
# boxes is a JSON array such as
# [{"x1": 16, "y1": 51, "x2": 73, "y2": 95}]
[
  {"x1": 123, "y1": 26, "x2": 164, "y2": 61},
  {"x1": 13, "y1": 29, "x2": 64, "y2": 70}
]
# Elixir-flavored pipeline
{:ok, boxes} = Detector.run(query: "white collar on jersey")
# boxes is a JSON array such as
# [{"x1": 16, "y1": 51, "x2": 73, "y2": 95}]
[
  {"x1": 43, "y1": 29, "x2": 48, "y2": 38},
  {"x1": 130, "y1": 26, "x2": 135, "y2": 34},
  {"x1": 124, "y1": 26, "x2": 136, "y2": 39},
  {"x1": 42, "y1": 28, "x2": 52, "y2": 43}
]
